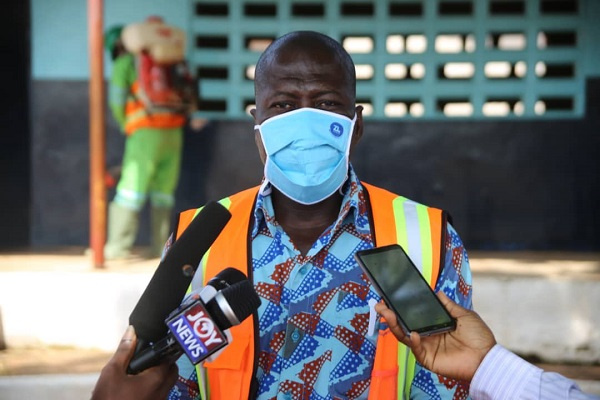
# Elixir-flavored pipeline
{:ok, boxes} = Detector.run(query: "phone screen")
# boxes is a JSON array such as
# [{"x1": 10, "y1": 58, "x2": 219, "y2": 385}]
[{"x1": 355, "y1": 244, "x2": 456, "y2": 336}]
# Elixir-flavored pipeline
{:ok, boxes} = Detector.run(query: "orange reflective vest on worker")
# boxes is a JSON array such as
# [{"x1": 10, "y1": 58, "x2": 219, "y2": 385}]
[
  {"x1": 123, "y1": 80, "x2": 187, "y2": 135},
  {"x1": 174, "y1": 182, "x2": 448, "y2": 400}
]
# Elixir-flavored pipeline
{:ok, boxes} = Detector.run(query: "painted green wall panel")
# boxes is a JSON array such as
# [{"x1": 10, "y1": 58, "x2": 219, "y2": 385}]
[
  {"x1": 30, "y1": 0, "x2": 600, "y2": 118},
  {"x1": 31, "y1": 0, "x2": 191, "y2": 79}
]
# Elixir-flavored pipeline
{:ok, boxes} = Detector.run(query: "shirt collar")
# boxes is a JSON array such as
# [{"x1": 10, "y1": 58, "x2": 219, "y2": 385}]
[{"x1": 251, "y1": 165, "x2": 369, "y2": 238}]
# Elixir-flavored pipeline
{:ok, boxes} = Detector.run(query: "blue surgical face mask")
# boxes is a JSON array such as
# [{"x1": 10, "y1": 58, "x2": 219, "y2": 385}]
[{"x1": 255, "y1": 108, "x2": 356, "y2": 205}]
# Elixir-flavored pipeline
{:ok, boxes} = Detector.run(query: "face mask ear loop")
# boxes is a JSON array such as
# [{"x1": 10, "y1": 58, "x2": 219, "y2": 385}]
[
  {"x1": 346, "y1": 113, "x2": 358, "y2": 153},
  {"x1": 259, "y1": 178, "x2": 272, "y2": 196},
  {"x1": 256, "y1": 124, "x2": 273, "y2": 190},
  {"x1": 337, "y1": 114, "x2": 357, "y2": 197},
  {"x1": 343, "y1": 113, "x2": 357, "y2": 164}
]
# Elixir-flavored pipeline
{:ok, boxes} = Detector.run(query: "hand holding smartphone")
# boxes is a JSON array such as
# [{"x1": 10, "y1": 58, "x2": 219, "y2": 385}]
[{"x1": 354, "y1": 244, "x2": 456, "y2": 337}]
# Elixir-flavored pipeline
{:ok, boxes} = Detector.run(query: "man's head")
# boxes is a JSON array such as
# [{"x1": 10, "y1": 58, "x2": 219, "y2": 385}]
[
  {"x1": 250, "y1": 31, "x2": 364, "y2": 205},
  {"x1": 251, "y1": 30, "x2": 363, "y2": 164},
  {"x1": 253, "y1": 31, "x2": 356, "y2": 102}
]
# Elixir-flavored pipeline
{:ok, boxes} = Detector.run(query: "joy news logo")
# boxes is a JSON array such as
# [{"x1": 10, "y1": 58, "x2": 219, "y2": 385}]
[{"x1": 167, "y1": 301, "x2": 228, "y2": 364}]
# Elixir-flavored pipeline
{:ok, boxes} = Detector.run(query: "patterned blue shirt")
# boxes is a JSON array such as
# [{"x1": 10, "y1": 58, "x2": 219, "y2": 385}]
[{"x1": 169, "y1": 167, "x2": 473, "y2": 400}]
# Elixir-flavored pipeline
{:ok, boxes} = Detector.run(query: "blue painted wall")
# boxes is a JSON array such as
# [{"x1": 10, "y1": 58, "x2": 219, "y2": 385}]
[
  {"x1": 31, "y1": 0, "x2": 191, "y2": 79},
  {"x1": 18, "y1": 0, "x2": 600, "y2": 251},
  {"x1": 31, "y1": 0, "x2": 600, "y2": 81}
]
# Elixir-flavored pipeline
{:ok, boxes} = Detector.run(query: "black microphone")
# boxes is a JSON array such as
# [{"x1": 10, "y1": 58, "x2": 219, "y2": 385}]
[
  {"x1": 127, "y1": 278, "x2": 261, "y2": 374},
  {"x1": 127, "y1": 267, "x2": 245, "y2": 374},
  {"x1": 128, "y1": 201, "x2": 231, "y2": 353},
  {"x1": 196, "y1": 267, "x2": 248, "y2": 303}
]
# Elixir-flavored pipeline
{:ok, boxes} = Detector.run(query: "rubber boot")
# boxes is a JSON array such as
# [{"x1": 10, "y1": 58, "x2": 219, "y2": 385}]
[
  {"x1": 104, "y1": 202, "x2": 140, "y2": 260},
  {"x1": 149, "y1": 206, "x2": 172, "y2": 258}
]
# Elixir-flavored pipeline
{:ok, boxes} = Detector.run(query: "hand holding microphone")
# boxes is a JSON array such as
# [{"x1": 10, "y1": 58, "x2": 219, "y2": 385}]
[
  {"x1": 91, "y1": 325, "x2": 178, "y2": 400},
  {"x1": 125, "y1": 201, "x2": 262, "y2": 374},
  {"x1": 127, "y1": 270, "x2": 261, "y2": 374},
  {"x1": 128, "y1": 201, "x2": 233, "y2": 349},
  {"x1": 92, "y1": 201, "x2": 261, "y2": 398},
  {"x1": 91, "y1": 268, "x2": 260, "y2": 400}
]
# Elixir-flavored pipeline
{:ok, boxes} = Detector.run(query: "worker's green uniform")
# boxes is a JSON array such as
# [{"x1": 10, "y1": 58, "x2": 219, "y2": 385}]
[{"x1": 104, "y1": 52, "x2": 184, "y2": 259}]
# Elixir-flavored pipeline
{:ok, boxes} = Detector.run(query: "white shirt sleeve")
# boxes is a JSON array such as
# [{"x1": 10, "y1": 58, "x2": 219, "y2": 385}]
[{"x1": 470, "y1": 344, "x2": 599, "y2": 400}]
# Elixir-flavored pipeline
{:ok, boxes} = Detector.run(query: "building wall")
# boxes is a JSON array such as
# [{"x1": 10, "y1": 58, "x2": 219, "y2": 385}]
[
  {"x1": 11, "y1": 0, "x2": 600, "y2": 250},
  {"x1": 28, "y1": 78, "x2": 600, "y2": 250},
  {"x1": 31, "y1": 0, "x2": 190, "y2": 79}
]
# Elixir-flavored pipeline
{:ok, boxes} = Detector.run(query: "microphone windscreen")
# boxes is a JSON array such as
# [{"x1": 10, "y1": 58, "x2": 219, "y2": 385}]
[
  {"x1": 129, "y1": 201, "x2": 231, "y2": 343},
  {"x1": 205, "y1": 280, "x2": 261, "y2": 330},
  {"x1": 206, "y1": 267, "x2": 248, "y2": 291}
]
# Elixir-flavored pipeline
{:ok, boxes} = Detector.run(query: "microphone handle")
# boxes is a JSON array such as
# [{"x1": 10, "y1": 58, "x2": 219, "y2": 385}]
[{"x1": 127, "y1": 335, "x2": 182, "y2": 375}]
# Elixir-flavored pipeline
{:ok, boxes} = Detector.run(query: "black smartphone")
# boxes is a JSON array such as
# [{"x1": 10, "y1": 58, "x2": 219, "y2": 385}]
[{"x1": 354, "y1": 244, "x2": 456, "y2": 336}]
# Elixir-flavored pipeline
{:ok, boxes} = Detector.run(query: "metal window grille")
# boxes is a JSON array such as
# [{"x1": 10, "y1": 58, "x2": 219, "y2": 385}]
[{"x1": 191, "y1": 0, "x2": 587, "y2": 119}]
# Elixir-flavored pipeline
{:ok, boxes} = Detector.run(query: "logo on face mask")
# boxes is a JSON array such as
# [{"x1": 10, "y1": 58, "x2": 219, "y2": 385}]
[{"x1": 330, "y1": 122, "x2": 343, "y2": 137}]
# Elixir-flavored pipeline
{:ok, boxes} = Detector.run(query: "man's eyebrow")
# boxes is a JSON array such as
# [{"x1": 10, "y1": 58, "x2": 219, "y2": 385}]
[
  {"x1": 270, "y1": 90, "x2": 298, "y2": 97},
  {"x1": 265, "y1": 89, "x2": 344, "y2": 99},
  {"x1": 311, "y1": 89, "x2": 342, "y2": 97}
]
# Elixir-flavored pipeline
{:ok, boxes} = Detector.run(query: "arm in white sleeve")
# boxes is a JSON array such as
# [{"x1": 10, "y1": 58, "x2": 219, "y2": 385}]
[{"x1": 470, "y1": 344, "x2": 599, "y2": 400}]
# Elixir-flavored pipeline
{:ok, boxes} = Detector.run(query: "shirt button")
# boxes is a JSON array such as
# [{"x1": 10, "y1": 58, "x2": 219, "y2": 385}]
[
  {"x1": 299, "y1": 265, "x2": 308, "y2": 275},
  {"x1": 291, "y1": 328, "x2": 301, "y2": 343},
  {"x1": 282, "y1": 393, "x2": 292, "y2": 400}
]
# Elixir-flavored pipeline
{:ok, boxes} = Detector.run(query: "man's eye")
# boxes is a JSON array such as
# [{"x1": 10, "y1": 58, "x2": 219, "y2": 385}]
[
  {"x1": 273, "y1": 102, "x2": 293, "y2": 109},
  {"x1": 317, "y1": 101, "x2": 338, "y2": 108}
]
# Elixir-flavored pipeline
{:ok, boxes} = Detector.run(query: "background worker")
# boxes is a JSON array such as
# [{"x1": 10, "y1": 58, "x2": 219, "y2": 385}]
[{"x1": 103, "y1": 17, "x2": 202, "y2": 259}]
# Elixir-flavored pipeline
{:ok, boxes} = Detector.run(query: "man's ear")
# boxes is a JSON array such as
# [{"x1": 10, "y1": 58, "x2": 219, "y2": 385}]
[
  {"x1": 350, "y1": 105, "x2": 364, "y2": 151},
  {"x1": 255, "y1": 131, "x2": 266, "y2": 164},
  {"x1": 251, "y1": 109, "x2": 267, "y2": 164}
]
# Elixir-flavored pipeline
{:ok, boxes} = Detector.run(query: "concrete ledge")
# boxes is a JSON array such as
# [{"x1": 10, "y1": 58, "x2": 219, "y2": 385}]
[
  {"x1": 0, "y1": 269, "x2": 152, "y2": 351},
  {"x1": 0, "y1": 249, "x2": 599, "y2": 364},
  {"x1": 475, "y1": 275, "x2": 600, "y2": 363},
  {"x1": 470, "y1": 252, "x2": 600, "y2": 364}
]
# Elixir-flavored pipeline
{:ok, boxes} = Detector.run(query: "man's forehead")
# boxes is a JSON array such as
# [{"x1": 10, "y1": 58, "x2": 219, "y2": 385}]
[
  {"x1": 254, "y1": 36, "x2": 355, "y2": 97},
  {"x1": 261, "y1": 54, "x2": 347, "y2": 84},
  {"x1": 272, "y1": 43, "x2": 337, "y2": 66},
  {"x1": 270, "y1": 60, "x2": 341, "y2": 79},
  {"x1": 257, "y1": 70, "x2": 349, "y2": 100}
]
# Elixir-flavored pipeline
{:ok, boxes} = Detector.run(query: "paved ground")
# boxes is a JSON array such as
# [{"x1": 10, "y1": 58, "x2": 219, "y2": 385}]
[{"x1": 0, "y1": 346, "x2": 111, "y2": 376}]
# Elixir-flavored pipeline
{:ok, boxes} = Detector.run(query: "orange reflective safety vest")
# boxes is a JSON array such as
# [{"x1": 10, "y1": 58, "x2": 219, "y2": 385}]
[
  {"x1": 123, "y1": 81, "x2": 186, "y2": 135},
  {"x1": 175, "y1": 182, "x2": 448, "y2": 400}
]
